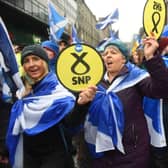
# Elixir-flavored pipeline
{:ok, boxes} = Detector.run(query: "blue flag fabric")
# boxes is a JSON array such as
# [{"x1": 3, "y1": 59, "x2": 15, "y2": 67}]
[
  {"x1": 96, "y1": 38, "x2": 109, "y2": 52},
  {"x1": 109, "y1": 29, "x2": 119, "y2": 40},
  {"x1": 163, "y1": 55, "x2": 168, "y2": 66},
  {"x1": 48, "y1": 1, "x2": 68, "y2": 42},
  {"x1": 143, "y1": 97, "x2": 166, "y2": 147},
  {"x1": 96, "y1": 29, "x2": 119, "y2": 52},
  {"x1": 71, "y1": 24, "x2": 81, "y2": 44},
  {"x1": 84, "y1": 62, "x2": 149, "y2": 158},
  {"x1": 6, "y1": 72, "x2": 76, "y2": 168},
  {"x1": 143, "y1": 55, "x2": 168, "y2": 148},
  {"x1": 0, "y1": 66, "x2": 12, "y2": 102},
  {"x1": 161, "y1": 24, "x2": 168, "y2": 37},
  {"x1": 0, "y1": 17, "x2": 25, "y2": 101},
  {"x1": 96, "y1": 8, "x2": 119, "y2": 30}
]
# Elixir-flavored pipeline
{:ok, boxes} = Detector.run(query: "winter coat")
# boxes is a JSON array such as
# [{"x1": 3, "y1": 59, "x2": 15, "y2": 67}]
[{"x1": 91, "y1": 55, "x2": 168, "y2": 168}]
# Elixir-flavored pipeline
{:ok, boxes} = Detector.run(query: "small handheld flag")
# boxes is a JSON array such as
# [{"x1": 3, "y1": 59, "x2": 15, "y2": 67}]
[
  {"x1": 48, "y1": 1, "x2": 68, "y2": 42},
  {"x1": 71, "y1": 24, "x2": 81, "y2": 44},
  {"x1": 96, "y1": 8, "x2": 119, "y2": 30}
]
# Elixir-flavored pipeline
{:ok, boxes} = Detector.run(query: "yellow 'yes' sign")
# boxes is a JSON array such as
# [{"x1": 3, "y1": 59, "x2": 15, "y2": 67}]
[
  {"x1": 143, "y1": 0, "x2": 166, "y2": 39},
  {"x1": 56, "y1": 43, "x2": 104, "y2": 92}
]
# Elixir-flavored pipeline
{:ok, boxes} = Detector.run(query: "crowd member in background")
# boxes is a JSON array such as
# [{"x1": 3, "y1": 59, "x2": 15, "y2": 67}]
[
  {"x1": 58, "y1": 39, "x2": 69, "y2": 52},
  {"x1": 83, "y1": 36, "x2": 168, "y2": 168},
  {"x1": 14, "y1": 44, "x2": 25, "y2": 76},
  {"x1": 41, "y1": 40, "x2": 59, "y2": 73},
  {"x1": 130, "y1": 46, "x2": 145, "y2": 68},
  {"x1": 6, "y1": 44, "x2": 97, "y2": 168}
]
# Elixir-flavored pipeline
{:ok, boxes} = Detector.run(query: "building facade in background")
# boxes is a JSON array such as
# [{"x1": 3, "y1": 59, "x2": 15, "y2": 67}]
[{"x1": 0, "y1": 0, "x2": 113, "y2": 47}]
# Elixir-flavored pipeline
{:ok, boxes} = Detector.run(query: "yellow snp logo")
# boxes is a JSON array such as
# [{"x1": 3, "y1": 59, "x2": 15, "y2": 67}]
[
  {"x1": 56, "y1": 44, "x2": 104, "y2": 92},
  {"x1": 143, "y1": 0, "x2": 166, "y2": 39}
]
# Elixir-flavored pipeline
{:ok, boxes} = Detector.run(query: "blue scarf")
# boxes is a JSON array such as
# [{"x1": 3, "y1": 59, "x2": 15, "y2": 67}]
[{"x1": 6, "y1": 72, "x2": 75, "y2": 168}]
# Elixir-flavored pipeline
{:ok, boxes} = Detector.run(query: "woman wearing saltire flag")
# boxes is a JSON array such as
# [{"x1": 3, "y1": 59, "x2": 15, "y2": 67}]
[
  {"x1": 6, "y1": 45, "x2": 97, "y2": 168},
  {"x1": 84, "y1": 36, "x2": 168, "y2": 168}
]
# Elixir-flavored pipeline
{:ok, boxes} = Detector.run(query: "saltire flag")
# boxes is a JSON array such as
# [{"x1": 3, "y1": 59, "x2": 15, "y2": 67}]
[
  {"x1": 0, "y1": 17, "x2": 25, "y2": 101},
  {"x1": 84, "y1": 87, "x2": 125, "y2": 158},
  {"x1": 109, "y1": 29, "x2": 119, "y2": 40},
  {"x1": 6, "y1": 72, "x2": 76, "y2": 168},
  {"x1": 48, "y1": 1, "x2": 68, "y2": 42},
  {"x1": 71, "y1": 24, "x2": 81, "y2": 44},
  {"x1": 96, "y1": 8, "x2": 119, "y2": 30},
  {"x1": 96, "y1": 38, "x2": 109, "y2": 52},
  {"x1": 96, "y1": 29, "x2": 119, "y2": 53}
]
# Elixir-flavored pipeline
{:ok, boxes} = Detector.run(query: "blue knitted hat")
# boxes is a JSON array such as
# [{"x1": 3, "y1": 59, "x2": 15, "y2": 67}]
[
  {"x1": 103, "y1": 39, "x2": 129, "y2": 58},
  {"x1": 41, "y1": 40, "x2": 59, "y2": 56}
]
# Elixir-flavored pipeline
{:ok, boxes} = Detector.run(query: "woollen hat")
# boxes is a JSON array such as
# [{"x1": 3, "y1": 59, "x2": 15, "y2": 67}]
[
  {"x1": 41, "y1": 40, "x2": 59, "y2": 56},
  {"x1": 103, "y1": 39, "x2": 129, "y2": 59},
  {"x1": 158, "y1": 37, "x2": 168, "y2": 54},
  {"x1": 21, "y1": 44, "x2": 49, "y2": 65}
]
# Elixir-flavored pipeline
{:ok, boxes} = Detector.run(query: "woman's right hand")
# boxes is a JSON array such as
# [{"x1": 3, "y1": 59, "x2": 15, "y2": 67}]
[{"x1": 77, "y1": 85, "x2": 97, "y2": 105}]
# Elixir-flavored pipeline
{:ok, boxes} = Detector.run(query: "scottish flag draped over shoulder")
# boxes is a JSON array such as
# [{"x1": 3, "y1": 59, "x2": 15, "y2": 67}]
[
  {"x1": 84, "y1": 62, "x2": 150, "y2": 158},
  {"x1": 143, "y1": 55, "x2": 168, "y2": 148},
  {"x1": 0, "y1": 17, "x2": 25, "y2": 101},
  {"x1": 96, "y1": 8, "x2": 119, "y2": 30},
  {"x1": 6, "y1": 72, "x2": 76, "y2": 168},
  {"x1": 48, "y1": 1, "x2": 68, "y2": 42}
]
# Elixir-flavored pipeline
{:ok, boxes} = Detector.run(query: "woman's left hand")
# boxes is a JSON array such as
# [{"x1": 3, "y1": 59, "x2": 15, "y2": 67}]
[{"x1": 143, "y1": 35, "x2": 159, "y2": 60}]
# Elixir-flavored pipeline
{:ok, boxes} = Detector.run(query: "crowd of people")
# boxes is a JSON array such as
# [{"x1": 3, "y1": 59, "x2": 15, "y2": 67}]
[{"x1": 1, "y1": 33, "x2": 168, "y2": 168}]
